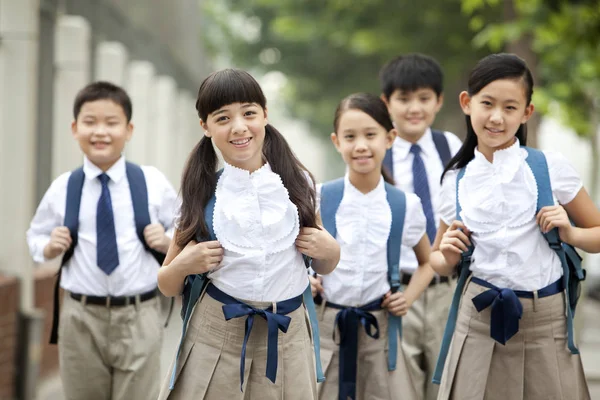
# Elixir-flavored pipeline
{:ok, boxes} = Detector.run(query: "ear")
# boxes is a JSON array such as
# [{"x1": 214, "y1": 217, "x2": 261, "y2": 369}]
[
  {"x1": 435, "y1": 93, "x2": 444, "y2": 113},
  {"x1": 264, "y1": 107, "x2": 268, "y2": 125},
  {"x1": 522, "y1": 103, "x2": 535, "y2": 124},
  {"x1": 330, "y1": 132, "x2": 341, "y2": 152},
  {"x1": 200, "y1": 120, "x2": 211, "y2": 138},
  {"x1": 459, "y1": 91, "x2": 472, "y2": 116},
  {"x1": 71, "y1": 120, "x2": 78, "y2": 138},
  {"x1": 125, "y1": 122, "x2": 134, "y2": 142},
  {"x1": 386, "y1": 128, "x2": 398, "y2": 149},
  {"x1": 380, "y1": 93, "x2": 389, "y2": 107}
]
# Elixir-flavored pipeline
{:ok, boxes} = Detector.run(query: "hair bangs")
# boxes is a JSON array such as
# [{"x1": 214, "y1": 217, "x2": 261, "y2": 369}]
[{"x1": 195, "y1": 69, "x2": 266, "y2": 121}]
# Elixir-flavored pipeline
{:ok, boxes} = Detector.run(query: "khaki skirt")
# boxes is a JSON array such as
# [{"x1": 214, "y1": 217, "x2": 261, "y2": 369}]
[
  {"x1": 437, "y1": 279, "x2": 590, "y2": 400},
  {"x1": 317, "y1": 302, "x2": 418, "y2": 400},
  {"x1": 158, "y1": 289, "x2": 318, "y2": 400}
]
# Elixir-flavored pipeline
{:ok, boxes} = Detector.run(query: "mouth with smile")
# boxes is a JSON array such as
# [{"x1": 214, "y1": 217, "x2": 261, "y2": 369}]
[
  {"x1": 230, "y1": 137, "x2": 252, "y2": 148},
  {"x1": 485, "y1": 127, "x2": 504, "y2": 136},
  {"x1": 91, "y1": 141, "x2": 111, "y2": 149},
  {"x1": 353, "y1": 155, "x2": 372, "y2": 164}
]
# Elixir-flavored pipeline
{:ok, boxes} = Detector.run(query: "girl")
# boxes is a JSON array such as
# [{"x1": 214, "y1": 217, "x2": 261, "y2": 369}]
[
  {"x1": 431, "y1": 53, "x2": 600, "y2": 399},
  {"x1": 157, "y1": 69, "x2": 340, "y2": 400},
  {"x1": 313, "y1": 93, "x2": 435, "y2": 400}
]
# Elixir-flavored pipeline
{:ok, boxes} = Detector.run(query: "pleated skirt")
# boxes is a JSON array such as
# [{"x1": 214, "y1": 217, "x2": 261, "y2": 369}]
[
  {"x1": 436, "y1": 279, "x2": 590, "y2": 400},
  {"x1": 158, "y1": 291, "x2": 318, "y2": 400},
  {"x1": 317, "y1": 304, "x2": 418, "y2": 400}
]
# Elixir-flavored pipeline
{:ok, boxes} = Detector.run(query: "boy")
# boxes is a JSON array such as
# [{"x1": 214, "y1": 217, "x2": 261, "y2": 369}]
[
  {"x1": 379, "y1": 53, "x2": 462, "y2": 400},
  {"x1": 26, "y1": 82, "x2": 178, "y2": 400}
]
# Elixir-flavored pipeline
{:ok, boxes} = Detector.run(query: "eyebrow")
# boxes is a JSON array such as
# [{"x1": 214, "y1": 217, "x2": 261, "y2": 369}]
[
  {"x1": 213, "y1": 103, "x2": 257, "y2": 116},
  {"x1": 481, "y1": 94, "x2": 520, "y2": 104}
]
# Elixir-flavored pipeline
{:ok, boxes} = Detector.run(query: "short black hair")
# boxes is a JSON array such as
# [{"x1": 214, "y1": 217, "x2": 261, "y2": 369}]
[
  {"x1": 73, "y1": 81, "x2": 133, "y2": 122},
  {"x1": 379, "y1": 53, "x2": 444, "y2": 100}
]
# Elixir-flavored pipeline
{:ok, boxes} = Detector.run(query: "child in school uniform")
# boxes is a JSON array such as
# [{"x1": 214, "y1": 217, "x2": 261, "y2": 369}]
[
  {"x1": 431, "y1": 53, "x2": 599, "y2": 399},
  {"x1": 26, "y1": 81, "x2": 178, "y2": 400},
  {"x1": 156, "y1": 68, "x2": 341, "y2": 400},
  {"x1": 311, "y1": 93, "x2": 435, "y2": 400},
  {"x1": 378, "y1": 53, "x2": 462, "y2": 400}
]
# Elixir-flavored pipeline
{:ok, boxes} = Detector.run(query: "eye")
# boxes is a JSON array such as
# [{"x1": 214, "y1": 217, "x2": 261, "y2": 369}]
[
  {"x1": 344, "y1": 134, "x2": 354, "y2": 140},
  {"x1": 481, "y1": 101, "x2": 492, "y2": 106},
  {"x1": 420, "y1": 97, "x2": 431, "y2": 102},
  {"x1": 506, "y1": 106, "x2": 517, "y2": 111},
  {"x1": 366, "y1": 132, "x2": 377, "y2": 137},
  {"x1": 244, "y1": 110, "x2": 257, "y2": 117},
  {"x1": 216, "y1": 115, "x2": 228, "y2": 122}
]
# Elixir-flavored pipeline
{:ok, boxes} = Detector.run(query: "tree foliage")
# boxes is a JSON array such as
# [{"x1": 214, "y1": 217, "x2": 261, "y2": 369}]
[{"x1": 202, "y1": 0, "x2": 491, "y2": 138}]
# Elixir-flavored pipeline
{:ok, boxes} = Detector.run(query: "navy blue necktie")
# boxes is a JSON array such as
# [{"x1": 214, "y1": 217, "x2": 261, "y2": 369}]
[
  {"x1": 97, "y1": 173, "x2": 119, "y2": 274},
  {"x1": 410, "y1": 144, "x2": 437, "y2": 243}
]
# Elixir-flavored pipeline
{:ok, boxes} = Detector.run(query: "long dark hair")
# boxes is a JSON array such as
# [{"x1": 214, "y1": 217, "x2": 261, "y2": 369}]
[
  {"x1": 177, "y1": 69, "x2": 317, "y2": 247},
  {"x1": 333, "y1": 93, "x2": 395, "y2": 184},
  {"x1": 441, "y1": 53, "x2": 534, "y2": 182}
]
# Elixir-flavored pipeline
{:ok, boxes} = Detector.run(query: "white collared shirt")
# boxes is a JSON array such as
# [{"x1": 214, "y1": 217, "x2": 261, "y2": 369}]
[
  {"x1": 26, "y1": 156, "x2": 178, "y2": 296},
  {"x1": 391, "y1": 128, "x2": 463, "y2": 273},
  {"x1": 208, "y1": 162, "x2": 309, "y2": 302},
  {"x1": 438, "y1": 141, "x2": 583, "y2": 291},
  {"x1": 319, "y1": 176, "x2": 426, "y2": 307}
]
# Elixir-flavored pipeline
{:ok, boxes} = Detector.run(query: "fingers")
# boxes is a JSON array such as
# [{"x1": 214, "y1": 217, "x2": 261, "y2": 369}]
[
  {"x1": 448, "y1": 220, "x2": 470, "y2": 235},
  {"x1": 442, "y1": 237, "x2": 469, "y2": 253},
  {"x1": 439, "y1": 243, "x2": 464, "y2": 255}
]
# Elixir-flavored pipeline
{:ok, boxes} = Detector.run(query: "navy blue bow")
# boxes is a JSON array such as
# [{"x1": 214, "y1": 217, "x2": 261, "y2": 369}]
[
  {"x1": 222, "y1": 303, "x2": 292, "y2": 391},
  {"x1": 472, "y1": 284, "x2": 523, "y2": 345},
  {"x1": 334, "y1": 304, "x2": 380, "y2": 400}
]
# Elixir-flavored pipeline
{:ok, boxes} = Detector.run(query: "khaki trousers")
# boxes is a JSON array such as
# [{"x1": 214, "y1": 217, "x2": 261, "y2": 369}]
[
  {"x1": 401, "y1": 280, "x2": 455, "y2": 400},
  {"x1": 58, "y1": 292, "x2": 163, "y2": 400}
]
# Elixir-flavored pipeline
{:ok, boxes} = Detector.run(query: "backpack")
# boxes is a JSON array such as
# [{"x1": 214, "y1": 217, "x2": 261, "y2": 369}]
[
  {"x1": 319, "y1": 178, "x2": 406, "y2": 372},
  {"x1": 50, "y1": 162, "x2": 168, "y2": 344},
  {"x1": 382, "y1": 129, "x2": 452, "y2": 177},
  {"x1": 171, "y1": 170, "x2": 325, "y2": 389},
  {"x1": 432, "y1": 146, "x2": 585, "y2": 384}
]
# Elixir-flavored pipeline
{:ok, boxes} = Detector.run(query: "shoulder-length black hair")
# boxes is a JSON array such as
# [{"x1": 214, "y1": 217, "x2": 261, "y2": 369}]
[
  {"x1": 441, "y1": 53, "x2": 534, "y2": 182},
  {"x1": 177, "y1": 69, "x2": 317, "y2": 246},
  {"x1": 333, "y1": 92, "x2": 395, "y2": 184}
]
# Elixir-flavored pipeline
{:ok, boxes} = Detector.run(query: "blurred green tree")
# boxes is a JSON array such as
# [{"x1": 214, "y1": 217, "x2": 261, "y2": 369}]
[{"x1": 202, "y1": 0, "x2": 490, "y2": 140}]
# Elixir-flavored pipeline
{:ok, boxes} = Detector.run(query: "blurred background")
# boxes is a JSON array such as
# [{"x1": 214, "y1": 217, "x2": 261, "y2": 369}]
[{"x1": 1, "y1": 0, "x2": 599, "y2": 399}]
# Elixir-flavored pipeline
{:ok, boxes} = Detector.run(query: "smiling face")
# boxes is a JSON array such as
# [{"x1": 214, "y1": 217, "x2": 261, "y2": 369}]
[
  {"x1": 332, "y1": 109, "x2": 395, "y2": 178},
  {"x1": 384, "y1": 87, "x2": 443, "y2": 141},
  {"x1": 460, "y1": 78, "x2": 534, "y2": 159},
  {"x1": 201, "y1": 102, "x2": 267, "y2": 172},
  {"x1": 71, "y1": 99, "x2": 133, "y2": 171}
]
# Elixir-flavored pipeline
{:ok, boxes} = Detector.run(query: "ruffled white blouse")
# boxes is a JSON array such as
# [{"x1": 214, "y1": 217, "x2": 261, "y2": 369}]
[
  {"x1": 208, "y1": 162, "x2": 309, "y2": 301},
  {"x1": 438, "y1": 140, "x2": 582, "y2": 291},
  {"x1": 320, "y1": 175, "x2": 426, "y2": 307}
]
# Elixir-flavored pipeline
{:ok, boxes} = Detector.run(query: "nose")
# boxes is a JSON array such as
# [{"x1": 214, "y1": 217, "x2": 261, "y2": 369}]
[
  {"x1": 354, "y1": 136, "x2": 368, "y2": 152},
  {"x1": 231, "y1": 116, "x2": 248, "y2": 134},
  {"x1": 407, "y1": 99, "x2": 420, "y2": 113},
  {"x1": 490, "y1": 108, "x2": 503, "y2": 124}
]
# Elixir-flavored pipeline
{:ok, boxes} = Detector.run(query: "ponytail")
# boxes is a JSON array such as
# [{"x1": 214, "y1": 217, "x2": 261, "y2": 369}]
[
  {"x1": 263, "y1": 124, "x2": 317, "y2": 229},
  {"x1": 177, "y1": 136, "x2": 219, "y2": 247}
]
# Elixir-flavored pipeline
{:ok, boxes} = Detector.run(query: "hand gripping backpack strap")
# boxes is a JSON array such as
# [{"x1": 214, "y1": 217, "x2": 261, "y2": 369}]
[
  {"x1": 433, "y1": 167, "x2": 473, "y2": 384},
  {"x1": 384, "y1": 183, "x2": 406, "y2": 371},
  {"x1": 523, "y1": 147, "x2": 579, "y2": 354},
  {"x1": 431, "y1": 130, "x2": 452, "y2": 168},
  {"x1": 50, "y1": 167, "x2": 85, "y2": 344},
  {"x1": 169, "y1": 170, "x2": 222, "y2": 389}
]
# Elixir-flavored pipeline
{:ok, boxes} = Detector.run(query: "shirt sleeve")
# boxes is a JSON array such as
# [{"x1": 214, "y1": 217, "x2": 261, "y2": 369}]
[
  {"x1": 544, "y1": 150, "x2": 583, "y2": 205},
  {"x1": 438, "y1": 169, "x2": 459, "y2": 226},
  {"x1": 444, "y1": 131, "x2": 464, "y2": 157},
  {"x1": 402, "y1": 193, "x2": 427, "y2": 248},
  {"x1": 146, "y1": 166, "x2": 179, "y2": 239},
  {"x1": 26, "y1": 173, "x2": 70, "y2": 263}
]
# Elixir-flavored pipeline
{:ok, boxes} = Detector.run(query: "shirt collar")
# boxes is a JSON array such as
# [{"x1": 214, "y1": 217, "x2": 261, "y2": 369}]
[
  {"x1": 83, "y1": 156, "x2": 126, "y2": 183},
  {"x1": 343, "y1": 173, "x2": 386, "y2": 200},
  {"x1": 392, "y1": 127, "x2": 435, "y2": 160}
]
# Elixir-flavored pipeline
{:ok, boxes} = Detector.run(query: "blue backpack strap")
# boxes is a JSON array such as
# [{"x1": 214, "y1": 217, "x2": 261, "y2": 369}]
[
  {"x1": 523, "y1": 147, "x2": 579, "y2": 355},
  {"x1": 320, "y1": 178, "x2": 345, "y2": 238},
  {"x1": 433, "y1": 167, "x2": 473, "y2": 384},
  {"x1": 431, "y1": 130, "x2": 452, "y2": 168},
  {"x1": 50, "y1": 167, "x2": 85, "y2": 344},
  {"x1": 303, "y1": 285, "x2": 325, "y2": 382},
  {"x1": 383, "y1": 148, "x2": 394, "y2": 178},
  {"x1": 125, "y1": 162, "x2": 166, "y2": 266},
  {"x1": 384, "y1": 183, "x2": 406, "y2": 371}
]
